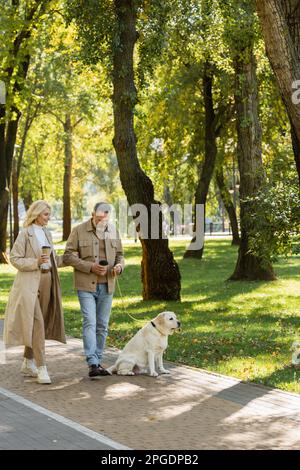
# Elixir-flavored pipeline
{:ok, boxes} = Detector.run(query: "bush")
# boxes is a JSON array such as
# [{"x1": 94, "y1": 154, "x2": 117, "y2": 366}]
[{"x1": 248, "y1": 179, "x2": 300, "y2": 264}]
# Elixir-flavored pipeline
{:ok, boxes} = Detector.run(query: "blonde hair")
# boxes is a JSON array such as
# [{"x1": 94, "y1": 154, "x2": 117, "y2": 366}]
[{"x1": 23, "y1": 200, "x2": 51, "y2": 228}]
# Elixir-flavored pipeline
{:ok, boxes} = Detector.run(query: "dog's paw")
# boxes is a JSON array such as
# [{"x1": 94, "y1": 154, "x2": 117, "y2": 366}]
[
  {"x1": 149, "y1": 371, "x2": 159, "y2": 378},
  {"x1": 117, "y1": 370, "x2": 135, "y2": 376},
  {"x1": 158, "y1": 368, "x2": 171, "y2": 375}
]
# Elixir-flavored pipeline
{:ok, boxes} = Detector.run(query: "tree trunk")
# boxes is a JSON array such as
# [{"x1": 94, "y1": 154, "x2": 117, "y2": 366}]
[
  {"x1": 163, "y1": 184, "x2": 175, "y2": 235},
  {"x1": 63, "y1": 114, "x2": 73, "y2": 241},
  {"x1": 22, "y1": 190, "x2": 33, "y2": 211},
  {"x1": 0, "y1": 109, "x2": 21, "y2": 263},
  {"x1": 12, "y1": 157, "x2": 19, "y2": 242},
  {"x1": 215, "y1": 166, "x2": 240, "y2": 246},
  {"x1": 184, "y1": 62, "x2": 217, "y2": 259},
  {"x1": 291, "y1": 121, "x2": 300, "y2": 185},
  {"x1": 112, "y1": 0, "x2": 181, "y2": 300},
  {"x1": 256, "y1": 0, "x2": 300, "y2": 182},
  {"x1": 281, "y1": 0, "x2": 300, "y2": 58},
  {"x1": 0, "y1": 56, "x2": 28, "y2": 262},
  {"x1": 0, "y1": 1, "x2": 50, "y2": 263},
  {"x1": 34, "y1": 145, "x2": 45, "y2": 198},
  {"x1": 230, "y1": 52, "x2": 276, "y2": 280},
  {"x1": 12, "y1": 99, "x2": 36, "y2": 241},
  {"x1": 282, "y1": 0, "x2": 300, "y2": 185},
  {"x1": 0, "y1": 191, "x2": 9, "y2": 263},
  {"x1": 0, "y1": 62, "x2": 29, "y2": 263},
  {"x1": 0, "y1": 104, "x2": 9, "y2": 263}
]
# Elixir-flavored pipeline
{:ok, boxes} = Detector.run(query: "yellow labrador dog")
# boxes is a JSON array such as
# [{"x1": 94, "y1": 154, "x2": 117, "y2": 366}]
[{"x1": 108, "y1": 311, "x2": 181, "y2": 377}]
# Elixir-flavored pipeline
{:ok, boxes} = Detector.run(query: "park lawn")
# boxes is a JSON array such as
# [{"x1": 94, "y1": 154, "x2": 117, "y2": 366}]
[{"x1": 1, "y1": 239, "x2": 300, "y2": 393}]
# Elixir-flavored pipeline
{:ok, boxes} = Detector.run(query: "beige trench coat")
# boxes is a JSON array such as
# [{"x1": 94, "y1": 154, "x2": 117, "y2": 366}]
[{"x1": 4, "y1": 225, "x2": 66, "y2": 348}]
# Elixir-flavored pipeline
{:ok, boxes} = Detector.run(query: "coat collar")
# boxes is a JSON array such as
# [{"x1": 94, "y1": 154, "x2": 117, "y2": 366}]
[
  {"x1": 43, "y1": 227, "x2": 52, "y2": 246},
  {"x1": 27, "y1": 225, "x2": 41, "y2": 258},
  {"x1": 27, "y1": 225, "x2": 52, "y2": 258},
  {"x1": 86, "y1": 219, "x2": 95, "y2": 232}
]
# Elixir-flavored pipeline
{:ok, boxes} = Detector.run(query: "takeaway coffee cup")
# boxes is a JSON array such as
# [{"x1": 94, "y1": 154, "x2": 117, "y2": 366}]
[
  {"x1": 99, "y1": 259, "x2": 108, "y2": 275},
  {"x1": 40, "y1": 245, "x2": 51, "y2": 273},
  {"x1": 99, "y1": 260, "x2": 109, "y2": 266}
]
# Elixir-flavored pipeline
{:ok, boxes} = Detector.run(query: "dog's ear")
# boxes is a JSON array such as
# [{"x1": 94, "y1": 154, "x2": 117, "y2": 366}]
[
  {"x1": 153, "y1": 312, "x2": 166, "y2": 328},
  {"x1": 157, "y1": 312, "x2": 166, "y2": 326}
]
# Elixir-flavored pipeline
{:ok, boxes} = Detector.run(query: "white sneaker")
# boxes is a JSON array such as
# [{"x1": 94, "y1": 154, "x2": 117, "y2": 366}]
[
  {"x1": 37, "y1": 366, "x2": 51, "y2": 384},
  {"x1": 21, "y1": 359, "x2": 38, "y2": 377}
]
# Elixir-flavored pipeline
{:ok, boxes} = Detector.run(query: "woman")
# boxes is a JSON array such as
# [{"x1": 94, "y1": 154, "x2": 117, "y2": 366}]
[{"x1": 4, "y1": 200, "x2": 66, "y2": 384}]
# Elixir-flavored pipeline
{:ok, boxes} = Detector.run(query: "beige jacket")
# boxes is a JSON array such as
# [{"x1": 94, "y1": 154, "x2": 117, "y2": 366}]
[
  {"x1": 63, "y1": 219, "x2": 125, "y2": 294},
  {"x1": 4, "y1": 226, "x2": 66, "y2": 348}
]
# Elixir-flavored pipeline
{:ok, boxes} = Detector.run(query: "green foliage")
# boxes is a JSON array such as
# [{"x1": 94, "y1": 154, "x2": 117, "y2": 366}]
[
  {"x1": 248, "y1": 180, "x2": 300, "y2": 263},
  {"x1": 17, "y1": 6, "x2": 121, "y2": 218},
  {"x1": 136, "y1": 0, "x2": 173, "y2": 85},
  {"x1": 66, "y1": 0, "x2": 176, "y2": 86},
  {"x1": 65, "y1": 0, "x2": 116, "y2": 69},
  {"x1": 135, "y1": 0, "x2": 235, "y2": 217},
  {"x1": 219, "y1": 0, "x2": 258, "y2": 60},
  {"x1": 0, "y1": 0, "x2": 55, "y2": 117},
  {"x1": 1, "y1": 0, "x2": 298, "y2": 264}
]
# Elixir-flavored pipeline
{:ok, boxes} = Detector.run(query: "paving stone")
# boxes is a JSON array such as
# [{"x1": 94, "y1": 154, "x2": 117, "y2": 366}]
[{"x1": 0, "y1": 395, "x2": 118, "y2": 450}]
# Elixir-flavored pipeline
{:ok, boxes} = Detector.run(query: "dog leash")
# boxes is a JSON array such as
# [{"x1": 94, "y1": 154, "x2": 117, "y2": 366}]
[{"x1": 115, "y1": 275, "x2": 144, "y2": 323}]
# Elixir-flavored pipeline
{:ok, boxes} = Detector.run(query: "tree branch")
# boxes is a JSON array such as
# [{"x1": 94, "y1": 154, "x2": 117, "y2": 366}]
[
  {"x1": 47, "y1": 110, "x2": 64, "y2": 125},
  {"x1": 74, "y1": 117, "x2": 84, "y2": 128}
]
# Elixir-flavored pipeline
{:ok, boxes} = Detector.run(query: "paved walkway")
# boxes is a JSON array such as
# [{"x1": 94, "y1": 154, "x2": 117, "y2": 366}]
[
  {"x1": 0, "y1": 322, "x2": 300, "y2": 449},
  {"x1": 0, "y1": 388, "x2": 127, "y2": 450}
]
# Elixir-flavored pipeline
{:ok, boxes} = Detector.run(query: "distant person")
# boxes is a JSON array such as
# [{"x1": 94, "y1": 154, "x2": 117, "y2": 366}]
[
  {"x1": 63, "y1": 202, "x2": 125, "y2": 379},
  {"x1": 4, "y1": 200, "x2": 66, "y2": 384}
]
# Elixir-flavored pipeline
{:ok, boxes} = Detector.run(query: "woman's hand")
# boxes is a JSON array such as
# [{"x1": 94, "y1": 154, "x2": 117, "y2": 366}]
[{"x1": 38, "y1": 254, "x2": 50, "y2": 266}]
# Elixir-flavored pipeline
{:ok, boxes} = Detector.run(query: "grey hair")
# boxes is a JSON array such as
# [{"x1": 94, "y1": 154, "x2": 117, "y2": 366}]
[{"x1": 93, "y1": 202, "x2": 111, "y2": 214}]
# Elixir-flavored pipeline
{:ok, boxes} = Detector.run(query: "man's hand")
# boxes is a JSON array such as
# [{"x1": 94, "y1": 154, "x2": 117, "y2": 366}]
[
  {"x1": 91, "y1": 263, "x2": 108, "y2": 275},
  {"x1": 112, "y1": 264, "x2": 122, "y2": 277}
]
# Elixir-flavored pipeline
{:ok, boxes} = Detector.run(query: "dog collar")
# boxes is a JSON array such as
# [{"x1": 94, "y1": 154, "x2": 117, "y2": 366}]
[{"x1": 151, "y1": 321, "x2": 165, "y2": 336}]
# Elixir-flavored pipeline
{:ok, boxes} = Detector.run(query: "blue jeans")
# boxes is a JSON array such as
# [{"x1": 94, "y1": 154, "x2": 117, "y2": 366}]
[{"x1": 77, "y1": 283, "x2": 113, "y2": 366}]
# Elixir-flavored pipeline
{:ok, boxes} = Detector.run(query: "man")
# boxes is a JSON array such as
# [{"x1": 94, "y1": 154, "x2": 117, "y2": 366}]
[{"x1": 64, "y1": 202, "x2": 124, "y2": 378}]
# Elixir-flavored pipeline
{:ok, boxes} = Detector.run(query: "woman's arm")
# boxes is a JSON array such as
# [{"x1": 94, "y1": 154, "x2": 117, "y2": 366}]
[
  {"x1": 10, "y1": 231, "x2": 39, "y2": 272},
  {"x1": 54, "y1": 254, "x2": 65, "y2": 268}
]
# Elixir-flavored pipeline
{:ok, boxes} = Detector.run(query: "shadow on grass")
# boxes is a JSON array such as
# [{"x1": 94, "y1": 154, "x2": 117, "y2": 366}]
[{"x1": 249, "y1": 364, "x2": 300, "y2": 391}]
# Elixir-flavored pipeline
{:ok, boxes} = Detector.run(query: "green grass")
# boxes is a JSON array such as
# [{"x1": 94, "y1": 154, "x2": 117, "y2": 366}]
[{"x1": 1, "y1": 239, "x2": 300, "y2": 393}]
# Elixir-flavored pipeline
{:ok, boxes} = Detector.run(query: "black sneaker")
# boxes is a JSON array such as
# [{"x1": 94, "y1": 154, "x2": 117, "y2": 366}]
[
  {"x1": 88, "y1": 364, "x2": 111, "y2": 378},
  {"x1": 89, "y1": 364, "x2": 104, "y2": 379}
]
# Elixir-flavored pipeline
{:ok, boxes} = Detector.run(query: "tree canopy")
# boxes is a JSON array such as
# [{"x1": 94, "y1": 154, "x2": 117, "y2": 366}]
[{"x1": 0, "y1": 0, "x2": 299, "y2": 287}]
